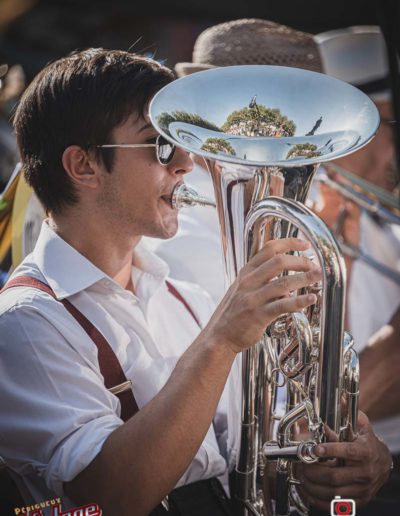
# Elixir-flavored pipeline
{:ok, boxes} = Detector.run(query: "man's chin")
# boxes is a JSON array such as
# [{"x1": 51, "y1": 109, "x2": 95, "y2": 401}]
[
  {"x1": 148, "y1": 221, "x2": 179, "y2": 240},
  {"x1": 161, "y1": 224, "x2": 179, "y2": 240}
]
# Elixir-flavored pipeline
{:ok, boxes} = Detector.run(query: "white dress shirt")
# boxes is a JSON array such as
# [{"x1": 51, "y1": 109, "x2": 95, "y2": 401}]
[{"x1": 0, "y1": 221, "x2": 229, "y2": 509}]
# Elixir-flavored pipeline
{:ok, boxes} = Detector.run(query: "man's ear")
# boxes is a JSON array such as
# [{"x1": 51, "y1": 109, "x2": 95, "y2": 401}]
[{"x1": 62, "y1": 145, "x2": 100, "y2": 189}]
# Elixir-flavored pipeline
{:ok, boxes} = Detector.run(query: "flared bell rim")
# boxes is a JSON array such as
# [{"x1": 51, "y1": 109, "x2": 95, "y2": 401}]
[{"x1": 149, "y1": 65, "x2": 380, "y2": 168}]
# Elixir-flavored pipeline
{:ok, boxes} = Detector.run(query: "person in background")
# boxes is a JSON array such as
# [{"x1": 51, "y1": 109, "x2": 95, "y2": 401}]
[
  {"x1": 314, "y1": 26, "x2": 400, "y2": 514},
  {"x1": 0, "y1": 63, "x2": 25, "y2": 189},
  {"x1": 0, "y1": 63, "x2": 31, "y2": 288},
  {"x1": 315, "y1": 25, "x2": 399, "y2": 349}
]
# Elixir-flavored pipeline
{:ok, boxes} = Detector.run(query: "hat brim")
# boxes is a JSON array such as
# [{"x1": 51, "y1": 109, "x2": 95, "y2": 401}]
[{"x1": 174, "y1": 62, "x2": 217, "y2": 77}]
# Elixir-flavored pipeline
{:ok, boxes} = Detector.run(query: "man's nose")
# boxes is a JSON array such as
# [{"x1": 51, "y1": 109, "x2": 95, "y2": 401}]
[{"x1": 168, "y1": 146, "x2": 193, "y2": 176}]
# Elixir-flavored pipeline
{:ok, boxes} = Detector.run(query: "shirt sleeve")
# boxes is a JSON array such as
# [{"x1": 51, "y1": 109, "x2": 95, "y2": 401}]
[{"x1": 0, "y1": 301, "x2": 124, "y2": 497}]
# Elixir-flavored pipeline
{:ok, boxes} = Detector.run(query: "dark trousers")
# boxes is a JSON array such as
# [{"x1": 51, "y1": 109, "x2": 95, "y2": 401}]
[
  {"x1": 149, "y1": 478, "x2": 234, "y2": 516},
  {"x1": 0, "y1": 467, "x2": 25, "y2": 513}
]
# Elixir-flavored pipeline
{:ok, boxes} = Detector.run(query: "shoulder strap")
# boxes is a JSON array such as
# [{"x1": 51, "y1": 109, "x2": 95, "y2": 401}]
[
  {"x1": 166, "y1": 280, "x2": 201, "y2": 328},
  {"x1": 1, "y1": 275, "x2": 138, "y2": 422}
]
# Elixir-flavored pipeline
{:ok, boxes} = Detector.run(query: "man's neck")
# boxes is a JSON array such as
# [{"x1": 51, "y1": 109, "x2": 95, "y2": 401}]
[{"x1": 49, "y1": 210, "x2": 140, "y2": 292}]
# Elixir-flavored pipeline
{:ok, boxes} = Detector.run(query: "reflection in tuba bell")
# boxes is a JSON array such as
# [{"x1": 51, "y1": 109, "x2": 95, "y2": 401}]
[{"x1": 149, "y1": 66, "x2": 379, "y2": 515}]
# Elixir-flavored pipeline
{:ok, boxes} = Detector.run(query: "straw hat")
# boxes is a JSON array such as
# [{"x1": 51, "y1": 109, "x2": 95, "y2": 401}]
[
  {"x1": 315, "y1": 26, "x2": 391, "y2": 101},
  {"x1": 175, "y1": 18, "x2": 322, "y2": 77}
]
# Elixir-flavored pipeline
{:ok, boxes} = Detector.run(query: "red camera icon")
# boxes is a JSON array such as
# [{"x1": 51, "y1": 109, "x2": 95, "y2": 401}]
[{"x1": 330, "y1": 496, "x2": 356, "y2": 515}]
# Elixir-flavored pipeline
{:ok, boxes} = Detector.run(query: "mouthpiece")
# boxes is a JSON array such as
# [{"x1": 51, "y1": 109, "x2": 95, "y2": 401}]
[{"x1": 171, "y1": 183, "x2": 216, "y2": 210}]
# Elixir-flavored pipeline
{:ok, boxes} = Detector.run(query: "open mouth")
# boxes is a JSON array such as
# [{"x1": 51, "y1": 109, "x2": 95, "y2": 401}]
[
  {"x1": 160, "y1": 183, "x2": 183, "y2": 209},
  {"x1": 160, "y1": 194, "x2": 173, "y2": 208}
]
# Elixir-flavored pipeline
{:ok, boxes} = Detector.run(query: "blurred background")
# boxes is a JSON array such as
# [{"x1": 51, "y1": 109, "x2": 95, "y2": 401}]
[
  {"x1": 1, "y1": 0, "x2": 398, "y2": 191},
  {"x1": 0, "y1": 0, "x2": 390, "y2": 82}
]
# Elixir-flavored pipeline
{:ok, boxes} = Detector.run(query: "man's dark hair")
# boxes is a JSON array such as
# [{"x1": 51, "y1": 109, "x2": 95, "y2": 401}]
[{"x1": 13, "y1": 48, "x2": 174, "y2": 214}]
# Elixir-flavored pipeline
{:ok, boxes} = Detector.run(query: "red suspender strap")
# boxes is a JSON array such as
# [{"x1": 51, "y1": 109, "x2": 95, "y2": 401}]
[
  {"x1": 166, "y1": 280, "x2": 201, "y2": 328},
  {"x1": 1, "y1": 275, "x2": 138, "y2": 422}
]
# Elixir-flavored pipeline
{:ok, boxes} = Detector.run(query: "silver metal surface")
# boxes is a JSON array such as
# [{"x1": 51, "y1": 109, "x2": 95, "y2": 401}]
[
  {"x1": 149, "y1": 65, "x2": 376, "y2": 516},
  {"x1": 327, "y1": 162, "x2": 400, "y2": 213},
  {"x1": 315, "y1": 172, "x2": 400, "y2": 226},
  {"x1": 171, "y1": 183, "x2": 216, "y2": 209},
  {"x1": 315, "y1": 173, "x2": 400, "y2": 285},
  {"x1": 246, "y1": 197, "x2": 346, "y2": 436},
  {"x1": 150, "y1": 65, "x2": 379, "y2": 168}
]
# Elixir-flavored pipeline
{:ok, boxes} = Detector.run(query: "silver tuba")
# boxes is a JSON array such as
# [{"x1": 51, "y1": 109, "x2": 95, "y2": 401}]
[{"x1": 149, "y1": 66, "x2": 379, "y2": 515}]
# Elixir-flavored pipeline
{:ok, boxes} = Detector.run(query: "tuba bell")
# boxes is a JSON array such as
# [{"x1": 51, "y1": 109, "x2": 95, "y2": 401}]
[{"x1": 149, "y1": 65, "x2": 379, "y2": 516}]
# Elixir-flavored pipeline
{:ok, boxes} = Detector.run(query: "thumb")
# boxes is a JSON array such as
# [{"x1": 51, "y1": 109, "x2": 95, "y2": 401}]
[
  {"x1": 357, "y1": 410, "x2": 371, "y2": 433},
  {"x1": 323, "y1": 424, "x2": 339, "y2": 443}
]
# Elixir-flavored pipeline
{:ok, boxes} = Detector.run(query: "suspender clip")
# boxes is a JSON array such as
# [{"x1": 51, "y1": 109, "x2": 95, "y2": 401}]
[
  {"x1": 108, "y1": 379, "x2": 132, "y2": 395},
  {"x1": 161, "y1": 496, "x2": 169, "y2": 511}
]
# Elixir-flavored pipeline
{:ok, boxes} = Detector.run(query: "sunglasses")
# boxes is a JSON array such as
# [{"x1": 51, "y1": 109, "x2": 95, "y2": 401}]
[{"x1": 97, "y1": 134, "x2": 176, "y2": 165}]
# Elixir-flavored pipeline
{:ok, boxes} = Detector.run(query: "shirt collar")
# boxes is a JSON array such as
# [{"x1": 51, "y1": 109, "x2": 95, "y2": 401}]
[
  {"x1": 33, "y1": 221, "x2": 107, "y2": 299},
  {"x1": 33, "y1": 221, "x2": 171, "y2": 301}
]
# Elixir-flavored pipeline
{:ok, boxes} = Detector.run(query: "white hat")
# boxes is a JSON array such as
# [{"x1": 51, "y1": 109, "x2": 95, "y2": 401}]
[{"x1": 315, "y1": 26, "x2": 391, "y2": 101}]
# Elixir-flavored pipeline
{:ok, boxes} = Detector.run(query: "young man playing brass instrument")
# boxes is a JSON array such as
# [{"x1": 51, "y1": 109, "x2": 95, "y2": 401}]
[{"x1": 0, "y1": 48, "x2": 392, "y2": 516}]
